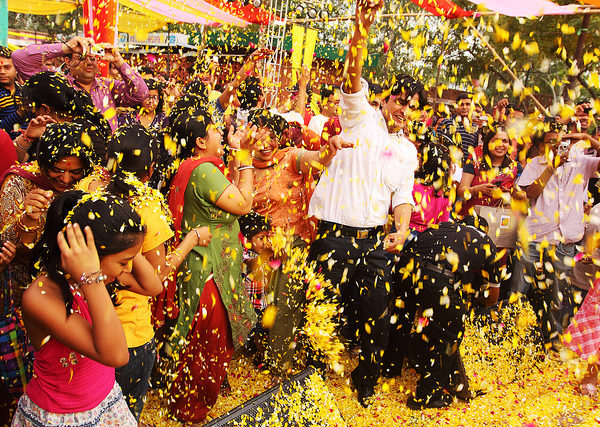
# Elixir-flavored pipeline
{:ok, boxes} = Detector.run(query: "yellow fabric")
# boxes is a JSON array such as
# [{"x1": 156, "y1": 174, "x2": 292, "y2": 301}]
[
  {"x1": 583, "y1": 0, "x2": 600, "y2": 6},
  {"x1": 120, "y1": 0, "x2": 228, "y2": 25},
  {"x1": 118, "y1": 10, "x2": 170, "y2": 37},
  {"x1": 115, "y1": 197, "x2": 174, "y2": 348},
  {"x1": 8, "y1": 0, "x2": 77, "y2": 15}
]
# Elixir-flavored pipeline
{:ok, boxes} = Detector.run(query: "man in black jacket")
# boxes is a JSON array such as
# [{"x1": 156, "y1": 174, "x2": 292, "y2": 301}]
[{"x1": 384, "y1": 217, "x2": 503, "y2": 409}]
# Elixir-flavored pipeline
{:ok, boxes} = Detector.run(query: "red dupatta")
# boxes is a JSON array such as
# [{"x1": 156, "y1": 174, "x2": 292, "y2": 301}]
[
  {"x1": 0, "y1": 162, "x2": 54, "y2": 191},
  {"x1": 153, "y1": 156, "x2": 225, "y2": 327},
  {"x1": 167, "y1": 156, "x2": 226, "y2": 240}
]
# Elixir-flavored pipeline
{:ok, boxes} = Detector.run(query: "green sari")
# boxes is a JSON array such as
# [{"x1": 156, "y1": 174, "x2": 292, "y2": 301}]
[{"x1": 169, "y1": 162, "x2": 256, "y2": 354}]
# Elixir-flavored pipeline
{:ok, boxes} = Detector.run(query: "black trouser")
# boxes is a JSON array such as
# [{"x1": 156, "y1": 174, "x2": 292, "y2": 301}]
[
  {"x1": 382, "y1": 263, "x2": 418, "y2": 376},
  {"x1": 309, "y1": 223, "x2": 392, "y2": 388},
  {"x1": 409, "y1": 270, "x2": 467, "y2": 402}
]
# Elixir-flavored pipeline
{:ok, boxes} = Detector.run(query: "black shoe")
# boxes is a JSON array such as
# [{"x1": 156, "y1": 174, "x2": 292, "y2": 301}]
[
  {"x1": 350, "y1": 371, "x2": 375, "y2": 407},
  {"x1": 381, "y1": 366, "x2": 403, "y2": 379},
  {"x1": 448, "y1": 385, "x2": 473, "y2": 401},
  {"x1": 406, "y1": 394, "x2": 452, "y2": 410}
]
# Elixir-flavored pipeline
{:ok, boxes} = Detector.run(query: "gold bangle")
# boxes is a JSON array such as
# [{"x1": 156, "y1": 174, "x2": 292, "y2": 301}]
[{"x1": 18, "y1": 215, "x2": 40, "y2": 233}]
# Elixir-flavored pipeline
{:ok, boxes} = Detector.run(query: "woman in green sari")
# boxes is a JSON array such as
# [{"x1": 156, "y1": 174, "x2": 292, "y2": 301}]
[{"x1": 166, "y1": 107, "x2": 257, "y2": 424}]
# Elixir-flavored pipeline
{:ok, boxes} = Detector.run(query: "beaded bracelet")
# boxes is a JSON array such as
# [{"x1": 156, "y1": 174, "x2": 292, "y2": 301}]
[
  {"x1": 76, "y1": 270, "x2": 108, "y2": 288},
  {"x1": 21, "y1": 133, "x2": 36, "y2": 144},
  {"x1": 17, "y1": 215, "x2": 40, "y2": 233}
]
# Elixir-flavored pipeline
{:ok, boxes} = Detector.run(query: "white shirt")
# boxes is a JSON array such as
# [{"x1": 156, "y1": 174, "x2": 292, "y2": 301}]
[
  {"x1": 517, "y1": 151, "x2": 600, "y2": 244},
  {"x1": 308, "y1": 79, "x2": 418, "y2": 228},
  {"x1": 270, "y1": 108, "x2": 304, "y2": 125},
  {"x1": 308, "y1": 114, "x2": 329, "y2": 137}
]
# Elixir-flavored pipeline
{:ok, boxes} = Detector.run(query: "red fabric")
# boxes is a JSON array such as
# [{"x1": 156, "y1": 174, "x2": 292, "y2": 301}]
[
  {"x1": 0, "y1": 130, "x2": 17, "y2": 178},
  {"x1": 303, "y1": 108, "x2": 314, "y2": 126},
  {"x1": 320, "y1": 116, "x2": 342, "y2": 147},
  {"x1": 565, "y1": 279, "x2": 600, "y2": 361},
  {"x1": 168, "y1": 278, "x2": 233, "y2": 423},
  {"x1": 302, "y1": 128, "x2": 322, "y2": 151},
  {"x1": 409, "y1": 0, "x2": 473, "y2": 18},
  {"x1": 459, "y1": 145, "x2": 518, "y2": 216},
  {"x1": 167, "y1": 156, "x2": 225, "y2": 241},
  {"x1": 203, "y1": 0, "x2": 275, "y2": 25},
  {"x1": 153, "y1": 156, "x2": 225, "y2": 327},
  {"x1": 0, "y1": 162, "x2": 54, "y2": 192}
]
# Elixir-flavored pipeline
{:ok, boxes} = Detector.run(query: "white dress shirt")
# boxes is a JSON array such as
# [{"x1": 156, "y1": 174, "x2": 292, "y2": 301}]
[
  {"x1": 518, "y1": 151, "x2": 600, "y2": 244},
  {"x1": 308, "y1": 79, "x2": 418, "y2": 228}
]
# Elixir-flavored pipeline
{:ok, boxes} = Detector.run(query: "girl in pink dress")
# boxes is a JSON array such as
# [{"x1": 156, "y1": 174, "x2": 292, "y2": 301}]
[
  {"x1": 12, "y1": 190, "x2": 160, "y2": 425},
  {"x1": 565, "y1": 278, "x2": 600, "y2": 397},
  {"x1": 410, "y1": 143, "x2": 453, "y2": 233}
]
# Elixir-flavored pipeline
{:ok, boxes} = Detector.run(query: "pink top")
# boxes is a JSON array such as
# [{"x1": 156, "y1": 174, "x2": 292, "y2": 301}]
[
  {"x1": 25, "y1": 293, "x2": 115, "y2": 413},
  {"x1": 518, "y1": 152, "x2": 600, "y2": 245},
  {"x1": 409, "y1": 183, "x2": 451, "y2": 232}
]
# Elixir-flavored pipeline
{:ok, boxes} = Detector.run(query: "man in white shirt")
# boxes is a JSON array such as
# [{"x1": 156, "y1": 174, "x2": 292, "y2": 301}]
[
  {"x1": 308, "y1": 84, "x2": 340, "y2": 137},
  {"x1": 308, "y1": 0, "x2": 421, "y2": 407},
  {"x1": 515, "y1": 129, "x2": 600, "y2": 346}
]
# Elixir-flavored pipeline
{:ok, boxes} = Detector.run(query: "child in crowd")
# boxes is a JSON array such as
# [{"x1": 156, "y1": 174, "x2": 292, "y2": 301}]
[
  {"x1": 239, "y1": 212, "x2": 273, "y2": 314},
  {"x1": 77, "y1": 125, "x2": 212, "y2": 422},
  {"x1": 13, "y1": 191, "x2": 159, "y2": 425},
  {"x1": 238, "y1": 212, "x2": 273, "y2": 366}
]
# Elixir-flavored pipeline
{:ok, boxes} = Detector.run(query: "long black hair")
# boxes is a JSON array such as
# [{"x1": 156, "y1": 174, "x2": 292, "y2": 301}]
[
  {"x1": 414, "y1": 142, "x2": 451, "y2": 196},
  {"x1": 30, "y1": 191, "x2": 146, "y2": 313},
  {"x1": 23, "y1": 72, "x2": 111, "y2": 164},
  {"x1": 37, "y1": 122, "x2": 96, "y2": 177},
  {"x1": 170, "y1": 107, "x2": 212, "y2": 161},
  {"x1": 106, "y1": 125, "x2": 158, "y2": 198}
]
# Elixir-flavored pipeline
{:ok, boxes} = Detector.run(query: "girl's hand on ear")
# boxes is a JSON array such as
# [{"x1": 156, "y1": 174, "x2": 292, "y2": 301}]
[{"x1": 57, "y1": 223, "x2": 101, "y2": 282}]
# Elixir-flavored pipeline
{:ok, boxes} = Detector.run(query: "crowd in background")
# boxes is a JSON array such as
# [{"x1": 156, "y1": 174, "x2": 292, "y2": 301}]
[{"x1": 1, "y1": 1, "x2": 600, "y2": 424}]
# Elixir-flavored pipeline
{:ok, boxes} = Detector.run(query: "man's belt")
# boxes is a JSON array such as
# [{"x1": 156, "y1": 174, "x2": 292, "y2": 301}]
[
  {"x1": 319, "y1": 220, "x2": 384, "y2": 240},
  {"x1": 424, "y1": 262, "x2": 455, "y2": 279}
]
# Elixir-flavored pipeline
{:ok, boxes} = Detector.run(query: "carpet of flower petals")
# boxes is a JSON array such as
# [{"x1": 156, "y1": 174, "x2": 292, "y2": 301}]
[{"x1": 141, "y1": 353, "x2": 600, "y2": 427}]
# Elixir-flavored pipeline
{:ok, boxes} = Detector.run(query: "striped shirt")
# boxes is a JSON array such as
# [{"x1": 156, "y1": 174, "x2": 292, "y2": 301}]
[
  {"x1": 438, "y1": 116, "x2": 479, "y2": 161},
  {"x1": 0, "y1": 84, "x2": 26, "y2": 139}
]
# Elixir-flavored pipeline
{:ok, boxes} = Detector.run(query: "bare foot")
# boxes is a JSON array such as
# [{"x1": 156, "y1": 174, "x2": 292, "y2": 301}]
[{"x1": 580, "y1": 381, "x2": 597, "y2": 398}]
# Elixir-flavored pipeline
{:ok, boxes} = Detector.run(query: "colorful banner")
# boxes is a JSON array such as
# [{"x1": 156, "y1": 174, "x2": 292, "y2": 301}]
[
  {"x1": 409, "y1": 0, "x2": 473, "y2": 18},
  {"x1": 121, "y1": 0, "x2": 249, "y2": 26},
  {"x1": 466, "y1": 0, "x2": 577, "y2": 16}
]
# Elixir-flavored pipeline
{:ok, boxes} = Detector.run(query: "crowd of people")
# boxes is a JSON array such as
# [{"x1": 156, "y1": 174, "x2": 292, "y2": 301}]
[{"x1": 1, "y1": 0, "x2": 600, "y2": 425}]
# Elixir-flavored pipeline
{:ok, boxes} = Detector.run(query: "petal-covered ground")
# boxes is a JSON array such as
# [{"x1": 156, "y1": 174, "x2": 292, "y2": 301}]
[{"x1": 141, "y1": 352, "x2": 600, "y2": 427}]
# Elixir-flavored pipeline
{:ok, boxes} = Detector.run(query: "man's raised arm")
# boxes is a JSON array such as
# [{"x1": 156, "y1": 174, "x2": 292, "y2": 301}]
[{"x1": 343, "y1": 0, "x2": 383, "y2": 94}]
